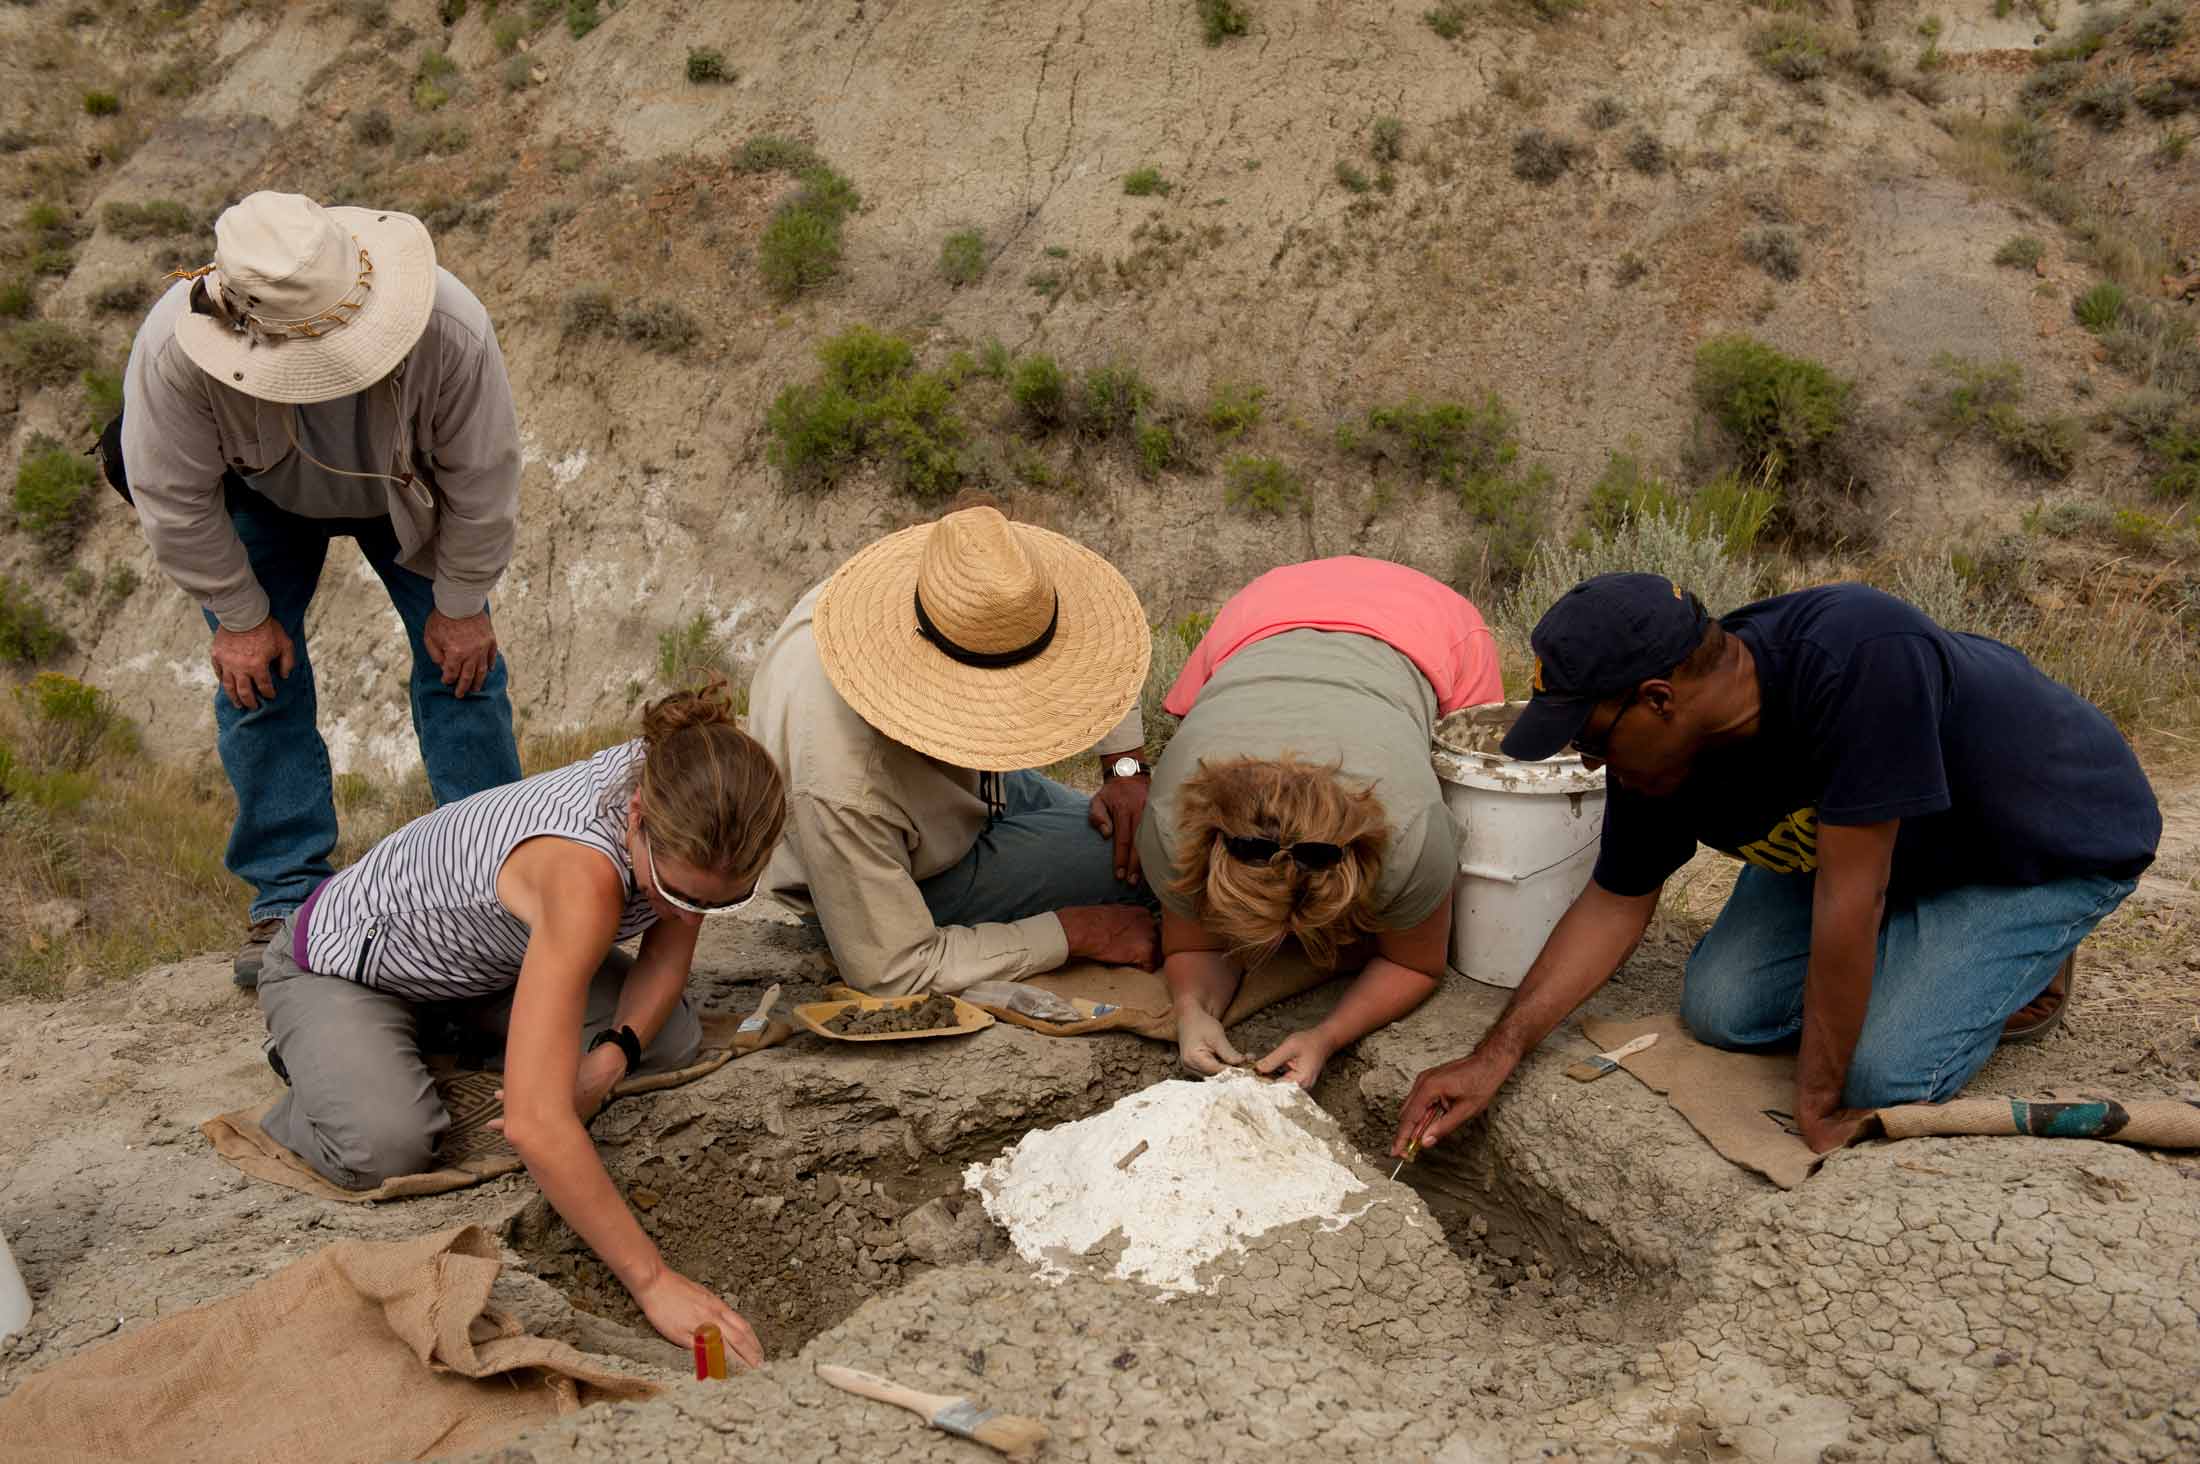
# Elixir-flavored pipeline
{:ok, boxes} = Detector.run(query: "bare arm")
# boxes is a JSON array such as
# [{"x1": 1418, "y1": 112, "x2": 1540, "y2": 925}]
[
  {"x1": 494, "y1": 837, "x2": 760, "y2": 1361},
  {"x1": 1796, "y1": 820, "x2": 1896, "y2": 1152},
  {"x1": 1162, "y1": 907, "x2": 1246, "y2": 1073},
  {"x1": 1392, "y1": 880, "x2": 1658, "y2": 1154},
  {"x1": 1257, "y1": 892, "x2": 1451, "y2": 1089}
]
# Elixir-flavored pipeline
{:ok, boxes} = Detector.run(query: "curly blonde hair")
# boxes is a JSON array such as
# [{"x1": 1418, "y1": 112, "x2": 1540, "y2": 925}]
[{"x1": 1168, "y1": 755, "x2": 1389, "y2": 969}]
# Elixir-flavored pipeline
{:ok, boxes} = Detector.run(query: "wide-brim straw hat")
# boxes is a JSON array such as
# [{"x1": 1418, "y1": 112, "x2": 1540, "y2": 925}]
[
  {"x1": 813, "y1": 507, "x2": 1151, "y2": 771},
  {"x1": 172, "y1": 192, "x2": 436, "y2": 405}
]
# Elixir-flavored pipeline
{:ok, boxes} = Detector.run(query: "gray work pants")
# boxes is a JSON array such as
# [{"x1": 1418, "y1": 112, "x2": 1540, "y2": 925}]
[{"x1": 255, "y1": 916, "x2": 701, "y2": 1190}]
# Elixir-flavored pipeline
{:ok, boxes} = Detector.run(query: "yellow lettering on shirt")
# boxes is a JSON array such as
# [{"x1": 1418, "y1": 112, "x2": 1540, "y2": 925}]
[{"x1": 1737, "y1": 806, "x2": 1819, "y2": 874}]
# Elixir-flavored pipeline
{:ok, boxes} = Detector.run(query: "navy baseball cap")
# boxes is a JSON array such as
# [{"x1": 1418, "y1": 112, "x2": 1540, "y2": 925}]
[{"x1": 1500, "y1": 573, "x2": 1712, "y2": 761}]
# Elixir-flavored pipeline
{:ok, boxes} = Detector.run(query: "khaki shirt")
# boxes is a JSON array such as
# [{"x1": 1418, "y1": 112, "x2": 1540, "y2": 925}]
[
  {"x1": 750, "y1": 584, "x2": 1143, "y2": 995},
  {"x1": 121, "y1": 269, "x2": 522, "y2": 630}
]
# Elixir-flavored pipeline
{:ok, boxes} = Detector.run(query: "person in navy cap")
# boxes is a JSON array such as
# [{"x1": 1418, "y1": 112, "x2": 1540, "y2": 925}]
[{"x1": 1393, "y1": 574, "x2": 2159, "y2": 1154}]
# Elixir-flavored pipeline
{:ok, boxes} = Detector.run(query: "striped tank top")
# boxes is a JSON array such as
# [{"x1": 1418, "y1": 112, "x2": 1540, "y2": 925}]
[{"x1": 300, "y1": 740, "x2": 657, "y2": 1002}]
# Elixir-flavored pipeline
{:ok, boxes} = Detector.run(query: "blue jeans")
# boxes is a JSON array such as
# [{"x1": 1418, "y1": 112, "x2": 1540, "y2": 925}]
[
  {"x1": 1680, "y1": 864, "x2": 2136, "y2": 1107},
  {"x1": 916, "y1": 772, "x2": 1153, "y2": 925},
  {"x1": 207, "y1": 476, "x2": 521, "y2": 922}
]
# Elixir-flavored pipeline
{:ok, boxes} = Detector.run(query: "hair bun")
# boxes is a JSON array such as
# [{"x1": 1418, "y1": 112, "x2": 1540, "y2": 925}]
[{"x1": 642, "y1": 675, "x2": 739, "y2": 744}]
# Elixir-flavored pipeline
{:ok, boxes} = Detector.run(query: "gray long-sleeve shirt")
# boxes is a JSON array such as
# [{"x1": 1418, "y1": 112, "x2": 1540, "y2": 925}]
[{"x1": 120, "y1": 268, "x2": 522, "y2": 629}]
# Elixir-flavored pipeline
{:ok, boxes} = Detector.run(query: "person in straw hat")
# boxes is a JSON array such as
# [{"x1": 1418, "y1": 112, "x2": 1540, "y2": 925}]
[
  {"x1": 746, "y1": 504, "x2": 1161, "y2": 993},
  {"x1": 1137, "y1": 557, "x2": 1504, "y2": 1089},
  {"x1": 119, "y1": 191, "x2": 526, "y2": 988}
]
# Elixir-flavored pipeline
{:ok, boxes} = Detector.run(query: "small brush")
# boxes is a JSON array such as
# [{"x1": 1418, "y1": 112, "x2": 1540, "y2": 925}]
[
  {"x1": 1563, "y1": 1031, "x2": 1658, "y2": 1083},
  {"x1": 816, "y1": 1364, "x2": 1049, "y2": 1462},
  {"x1": 1389, "y1": 1098, "x2": 1450, "y2": 1181}
]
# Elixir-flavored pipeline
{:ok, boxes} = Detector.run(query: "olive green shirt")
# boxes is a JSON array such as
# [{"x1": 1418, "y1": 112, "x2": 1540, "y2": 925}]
[{"x1": 1137, "y1": 629, "x2": 1455, "y2": 931}]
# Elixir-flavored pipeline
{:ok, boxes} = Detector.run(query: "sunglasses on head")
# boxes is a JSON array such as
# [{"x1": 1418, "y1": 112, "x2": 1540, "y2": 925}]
[
  {"x1": 638, "y1": 827, "x2": 753, "y2": 917},
  {"x1": 1222, "y1": 834, "x2": 1347, "y2": 871}
]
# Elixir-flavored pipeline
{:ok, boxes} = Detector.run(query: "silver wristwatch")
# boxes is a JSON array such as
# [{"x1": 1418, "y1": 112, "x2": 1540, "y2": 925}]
[{"x1": 1106, "y1": 755, "x2": 1148, "y2": 780}]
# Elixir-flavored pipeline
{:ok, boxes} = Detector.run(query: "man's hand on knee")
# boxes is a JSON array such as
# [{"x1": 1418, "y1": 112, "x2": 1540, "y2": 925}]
[
  {"x1": 426, "y1": 609, "x2": 498, "y2": 698},
  {"x1": 211, "y1": 617, "x2": 297, "y2": 711}
]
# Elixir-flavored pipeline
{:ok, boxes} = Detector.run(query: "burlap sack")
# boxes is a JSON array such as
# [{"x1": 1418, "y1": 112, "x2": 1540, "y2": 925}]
[
  {"x1": 979, "y1": 951, "x2": 1339, "y2": 1040},
  {"x1": 203, "y1": 1007, "x2": 795, "y2": 1203},
  {"x1": 0, "y1": 1225, "x2": 656, "y2": 1464}
]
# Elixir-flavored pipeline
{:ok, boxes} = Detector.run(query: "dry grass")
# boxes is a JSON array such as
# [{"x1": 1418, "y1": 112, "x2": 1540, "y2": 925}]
[
  {"x1": 1941, "y1": 115, "x2": 2175, "y2": 296},
  {"x1": 1, "y1": 710, "x2": 638, "y2": 1000}
]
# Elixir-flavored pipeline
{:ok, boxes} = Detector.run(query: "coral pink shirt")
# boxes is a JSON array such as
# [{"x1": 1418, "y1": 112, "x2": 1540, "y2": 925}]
[{"x1": 1163, "y1": 557, "x2": 1503, "y2": 717}]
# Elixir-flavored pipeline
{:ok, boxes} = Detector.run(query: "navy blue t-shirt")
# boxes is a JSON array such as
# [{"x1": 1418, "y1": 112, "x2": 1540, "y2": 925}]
[{"x1": 1592, "y1": 584, "x2": 2160, "y2": 898}]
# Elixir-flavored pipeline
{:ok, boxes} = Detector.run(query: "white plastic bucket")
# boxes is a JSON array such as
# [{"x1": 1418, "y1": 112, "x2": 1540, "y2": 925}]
[
  {"x1": 0, "y1": 1227, "x2": 30, "y2": 1340},
  {"x1": 1431, "y1": 702, "x2": 1607, "y2": 989}
]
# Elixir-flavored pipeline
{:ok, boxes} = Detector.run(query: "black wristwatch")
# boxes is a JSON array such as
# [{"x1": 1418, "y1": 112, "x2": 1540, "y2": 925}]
[{"x1": 589, "y1": 1024, "x2": 642, "y2": 1077}]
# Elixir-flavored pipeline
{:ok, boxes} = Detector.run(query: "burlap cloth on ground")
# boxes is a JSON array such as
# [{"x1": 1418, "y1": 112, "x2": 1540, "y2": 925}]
[
  {"x1": 980, "y1": 951, "x2": 1337, "y2": 1039},
  {"x1": 203, "y1": 1007, "x2": 794, "y2": 1203},
  {"x1": 0, "y1": 1224, "x2": 656, "y2": 1464},
  {"x1": 1581, "y1": 1013, "x2": 2200, "y2": 1190}
]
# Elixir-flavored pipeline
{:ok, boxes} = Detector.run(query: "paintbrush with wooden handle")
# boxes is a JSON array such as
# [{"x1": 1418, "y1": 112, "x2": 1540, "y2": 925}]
[{"x1": 815, "y1": 1363, "x2": 1049, "y2": 1461}]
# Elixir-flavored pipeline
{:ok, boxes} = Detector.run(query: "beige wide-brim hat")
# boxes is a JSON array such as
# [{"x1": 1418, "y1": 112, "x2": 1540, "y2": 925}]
[
  {"x1": 173, "y1": 192, "x2": 436, "y2": 405},
  {"x1": 814, "y1": 507, "x2": 1152, "y2": 772}
]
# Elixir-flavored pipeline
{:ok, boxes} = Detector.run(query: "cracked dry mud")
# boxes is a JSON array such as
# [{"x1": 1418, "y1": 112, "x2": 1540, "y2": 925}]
[{"x1": 3, "y1": 909, "x2": 2197, "y2": 1462}]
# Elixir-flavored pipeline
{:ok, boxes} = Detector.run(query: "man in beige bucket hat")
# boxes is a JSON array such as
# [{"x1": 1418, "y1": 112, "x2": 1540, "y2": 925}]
[
  {"x1": 120, "y1": 191, "x2": 525, "y2": 987},
  {"x1": 747, "y1": 505, "x2": 1162, "y2": 993}
]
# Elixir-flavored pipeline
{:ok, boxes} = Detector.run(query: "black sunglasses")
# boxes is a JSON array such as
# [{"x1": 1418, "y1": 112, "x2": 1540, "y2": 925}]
[
  {"x1": 1223, "y1": 834, "x2": 1347, "y2": 871},
  {"x1": 1570, "y1": 686, "x2": 1640, "y2": 760}
]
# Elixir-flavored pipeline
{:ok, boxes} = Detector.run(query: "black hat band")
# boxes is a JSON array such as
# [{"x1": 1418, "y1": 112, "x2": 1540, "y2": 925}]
[{"x1": 913, "y1": 589, "x2": 1060, "y2": 669}]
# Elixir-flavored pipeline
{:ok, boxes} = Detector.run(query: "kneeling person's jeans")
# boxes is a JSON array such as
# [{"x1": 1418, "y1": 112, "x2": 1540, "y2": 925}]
[
  {"x1": 256, "y1": 914, "x2": 701, "y2": 1190},
  {"x1": 1680, "y1": 865, "x2": 2136, "y2": 1109},
  {"x1": 916, "y1": 771, "x2": 1156, "y2": 926}
]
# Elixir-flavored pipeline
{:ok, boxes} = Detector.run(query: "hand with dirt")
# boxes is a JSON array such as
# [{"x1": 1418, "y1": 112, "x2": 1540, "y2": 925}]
[
  {"x1": 210, "y1": 617, "x2": 297, "y2": 711},
  {"x1": 1392, "y1": 1047, "x2": 1516, "y2": 1156},
  {"x1": 1086, "y1": 773, "x2": 1150, "y2": 884},
  {"x1": 631, "y1": 1266, "x2": 763, "y2": 1365},
  {"x1": 1256, "y1": 1028, "x2": 1337, "y2": 1090},
  {"x1": 1057, "y1": 904, "x2": 1159, "y2": 969},
  {"x1": 1797, "y1": 1101, "x2": 1872, "y2": 1154},
  {"x1": 1174, "y1": 1003, "x2": 1245, "y2": 1076}
]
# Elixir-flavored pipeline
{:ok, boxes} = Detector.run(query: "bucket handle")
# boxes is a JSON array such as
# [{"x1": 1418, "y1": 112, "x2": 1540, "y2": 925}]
[{"x1": 1458, "y1": 833, "x2": 1602, "y2": 886}]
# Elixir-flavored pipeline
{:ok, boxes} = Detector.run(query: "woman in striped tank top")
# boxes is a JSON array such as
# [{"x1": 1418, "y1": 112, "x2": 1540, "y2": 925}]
[{"x1": 254, "y1": 679, "x2": 784, "y2": 1364}]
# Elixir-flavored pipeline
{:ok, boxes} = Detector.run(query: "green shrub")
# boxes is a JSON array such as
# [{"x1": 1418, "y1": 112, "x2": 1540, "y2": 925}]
[
  {"x1": 1691, "y1": 335, "x2": 1854, "y2": 483},
  {"x1": 939, "y1": 228, "x2": 985, "y2": 285},
  {"x1": 2071, "y1": 78, "x2": 2131, "y2": 130},
  {"x1": 1502, "y1": 510, "x2": 1762, "y2": 645},
  {"x1": 89, "y1": 279, "x2": 151, "y2": 315},
  {"x1": 1123, "y1": 166, "x2": 1171, "y2": 197},
  {"x1": 1923, "y1": 354, "x2": 2024, "y2": 432},
  {"x1": 1335, "y1": 161, "x2": 1373, "y2": 193},
  {"x1": 1012, "y1": 354, "x2": 1069, "y2": 430},
  {"x1": 1225, "y1": 455, "x2": 1302, "y2": 514},
  {"x1": 565, "y1": 0, "x2": 600, "y2": 39},
  {"x1": 0, "y1": 576, "x2": 66, "y2": 665},
  {"x1": 1742, "y1": 227, "x2": 1801, "y2": 281},
  {"x1": 869, "y1": 371, "x2": 968, "y2": 499},
  {"x1": 352, "y1": 107, "x2": 395, "y2": 145},
  {"x1": 758, "y1": 164, "x2": 860, "y2": 299},
  {"x1": 686, "y1": 48, "x2": 731, "y2": 83},
  {"x1": 414, "y1": 78, "x2": 452, "y2": 111},
  {"x1": 560, "y1": 289, "x2": 698, "y2": 353},
  {"x1": 1994, "y1": 234, "x2": 2044, "y2": 269},
  {"x1": 102, "y1": 563, "x2": 138, "y2": 604},
  {"x1": 14, "y1": 439, "x2": 98, "y2": 557},
  {"x1": 657, "y1": 612, "x2": 729, "y2": 686},
  {"x1": 1985, "y1": 407, "x2": 2080, "y2": 478},
  {"x1": 731, "y1": 135, "x2": 821, "y2": 173},
  {"x1": 82, "y1": 366, "x2": 121, "y2": 431},
  {"x1": 2129, "y1": 2, "x2": 2183, "y2": 52},
  {"x1": 83, "y1": 91, "x2": 120, "y2": 117},
  {"x1": 0, "y1": 280, "x2": 29, "y2": 320},
  {"x1": 63, "y1": 566, "x2": 93, "y2": 599},
  {"x1": 1370, "y1": 115, "x2": 1404, "y2": 164},
  {"x1": 1622, "y1": 129, "x2": 1668, "y2": 175},
  {"x1": 1751, "y1": 18, "x2": 1829, "y2": 82},
  {"x1": 503, "y1": 54, "x2": 533, "y2": 91},
  {"x1": 1206, "y1": 380, "x2": 1264, "y2": 439},
  {"x1": 1425, "y1": 4, "x2": 1466, "y2": 40},
  {"x1": 101, "y1": 199, "x2": 194, "y2": 241},
  {"x1": 977, "y1": 338, "x2": 1013, "y2": 380},
  {"x1": 1356, "y1": 396, "x2": 1518, "y2": 487},
  {"x1": 2074, "y1": 281, "x2": 2127, "y2": 332},
  {"x1": 2, "y1": 321, "x2": 94, "y2": 388},
  {"x1": 2136, "y1": 79, "x2": 2194, "y2": 118},
  {"x1": 2036, "y1": 10, "x2": 2118, "y2": 63},
  {"x1": 765, "y1": 381, "x2": 869, "y2": 482},
  {"x1": 2149, "y1": 418, "x2": 2200, "y2": 500},
  {"x1": 492, "y1": 15, "x2": 527, "y2": 52},
  {"x1": 820, "y1": 324, "x2": 914, "y2": 396},
  {"x1": 1511, "y1": 129, "x2": 1579, "y2": 183},
  {"x1": 1997, "y1": 115, "x2": 2057, "y2": 178},
  {"x1": 419, "y1": 47, "x2": 458, "y2": 81},
  {"x1": 2019, "y1": 59, "x2": 2083, "y2": 112},
  {"x1": 12, "y1": 673, "x2": 123, "y2": 774},
  {"x1": 1135, "y1": 420, "x2": 1180, "y2": 478},
  {"x1": 1080, "y1": 362, "x2": 1154, "y2": 438},
  {"x1": 1197, "y1": 0, "x2": 1249, "y2": 45}
]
